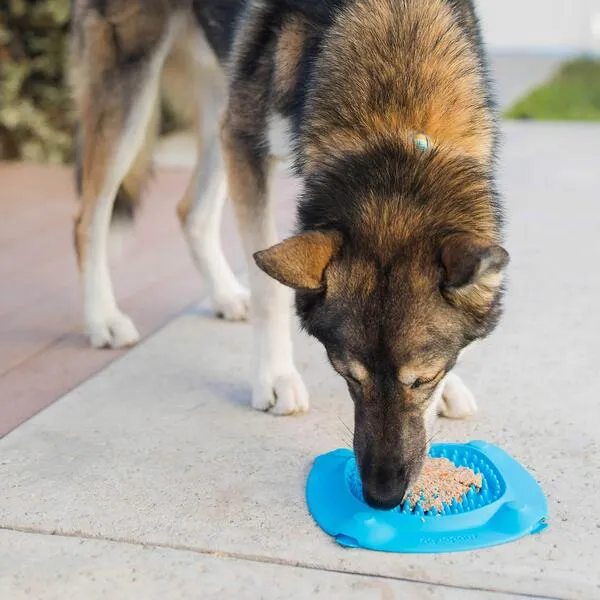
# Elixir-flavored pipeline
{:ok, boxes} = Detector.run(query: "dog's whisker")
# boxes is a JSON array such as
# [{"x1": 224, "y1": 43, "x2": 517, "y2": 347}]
[
  {"x1": 418, "y1": 430, "x2": 440, "y2": 458},
  {"x1": 338, "y1": 416, "x2": 354, "y2": 436},
  {"x1": 337, "y1": 416, "x2": 354, "y2": 448}
]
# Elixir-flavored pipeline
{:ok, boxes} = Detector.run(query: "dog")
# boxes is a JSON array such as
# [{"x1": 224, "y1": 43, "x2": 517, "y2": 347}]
[{"x1": 70, "y1": 0, "x2": 509, "y2": 509}]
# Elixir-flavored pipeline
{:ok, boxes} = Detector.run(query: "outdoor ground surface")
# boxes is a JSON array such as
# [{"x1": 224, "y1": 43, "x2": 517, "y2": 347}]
[{"x1": 1, "y1": 59, "x2": 598, "y2": 599}]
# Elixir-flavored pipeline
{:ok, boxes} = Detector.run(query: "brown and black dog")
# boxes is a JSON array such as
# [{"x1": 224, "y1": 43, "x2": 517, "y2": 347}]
[{"x1": 70, "y1": 0, "x2": 509, "y2": 508}]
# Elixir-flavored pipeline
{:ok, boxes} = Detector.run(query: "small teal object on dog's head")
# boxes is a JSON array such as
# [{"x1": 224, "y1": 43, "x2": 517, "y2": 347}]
[{"x1": 414, "y1": 132, "x2": 431, "y2": 152}]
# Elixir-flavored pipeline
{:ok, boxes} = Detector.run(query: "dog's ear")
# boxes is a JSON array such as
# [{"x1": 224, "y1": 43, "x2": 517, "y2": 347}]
[
  {"x1": 254, "y1": 231, "x2": 342, "y2": 290},
  {"x1": 440, "y1": 235, "x2": 509, "y2": 315}
]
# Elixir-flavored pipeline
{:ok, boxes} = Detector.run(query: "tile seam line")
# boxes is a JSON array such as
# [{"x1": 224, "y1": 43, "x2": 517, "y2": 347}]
[
  {"x1": 0, "y1": 247, "x2": 246, "y2": 377},
  {"x1": 0, "y1": 332, "x2": 73, "y2": 380},
  {"x1": 0, "y1": 525, "x2": 560, "y2": 600},
  {"x1": 0, "y1": 220, "x2": 188, "y2": 323}
]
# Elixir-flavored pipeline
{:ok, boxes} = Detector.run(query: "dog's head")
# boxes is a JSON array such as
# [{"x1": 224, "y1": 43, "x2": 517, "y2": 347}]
[
  {"x1": 254, "y1": 148, "x2": 508, "y2": 508},
  {"x1": 255, "y1": 230, "x2": 507, "y2": 508}
]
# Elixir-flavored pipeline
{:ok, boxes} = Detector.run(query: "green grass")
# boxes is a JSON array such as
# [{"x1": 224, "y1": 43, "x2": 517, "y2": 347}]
[{"x1": 505, "y1": 58, "x2": 600, "y2": 121}]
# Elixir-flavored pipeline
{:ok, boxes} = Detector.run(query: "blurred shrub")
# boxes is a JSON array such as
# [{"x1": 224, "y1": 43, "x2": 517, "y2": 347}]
[
  {"x1": 0, "y1": 0, "x2": 73, "y2": 163},
  {"x1": 0, "y1": 1, "x2": 194, "y2": 164},
  {"x1": 505, "y1": 57, "x2": 600, "y2": 121}
]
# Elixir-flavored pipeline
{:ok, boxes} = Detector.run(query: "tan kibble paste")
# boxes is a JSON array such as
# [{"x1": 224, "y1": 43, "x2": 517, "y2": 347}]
[{"x1": 404, "y1": 457, "x2": 483, "y2": 512}]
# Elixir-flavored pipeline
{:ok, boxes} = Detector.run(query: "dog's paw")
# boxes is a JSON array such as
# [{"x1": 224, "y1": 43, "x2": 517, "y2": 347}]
[
  {"x1": 252, "y1": 369, "x2": 310, "y2": 416},
  {"x1": 87, "y1": 309, "x2": 140, "y2": 349},
  {"x1": 439, "y1": 373, "x2": 478, "y2": 419},
  {"x1": 212, "y1": 284, "x2": 250, "y2": 322}
]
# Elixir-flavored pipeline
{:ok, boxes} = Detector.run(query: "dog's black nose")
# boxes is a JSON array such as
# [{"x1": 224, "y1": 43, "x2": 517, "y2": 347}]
[
  {"x1": 361, "y1": 465, "x2": 410, "y2": 510},
  {"x1": 362, "y1": 488, "x2": 405, "y2": 510}
]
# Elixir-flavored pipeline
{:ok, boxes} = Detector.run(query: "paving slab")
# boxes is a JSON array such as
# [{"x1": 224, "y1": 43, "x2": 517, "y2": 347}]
[
  {"x1": 0, "y1": 529, "x2": 527, "y2": 600},
  {"x1": 1, "y1": 123, "x2": 599, "y2": 600}
]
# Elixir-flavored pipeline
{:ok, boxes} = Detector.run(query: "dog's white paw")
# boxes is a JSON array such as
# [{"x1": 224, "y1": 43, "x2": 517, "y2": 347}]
[
  {"x1": 252, "y1": 369, "x2": 310, "y2": 415},
  {"x1": 439, "y1": 373, "x2": 478, "y2": 419},
  {"x1": 212, "y1": 284, "x2": 250, "y2": 322},
  {"x1": 87, "y1": 309, "x2": 140, "y2": 349}
]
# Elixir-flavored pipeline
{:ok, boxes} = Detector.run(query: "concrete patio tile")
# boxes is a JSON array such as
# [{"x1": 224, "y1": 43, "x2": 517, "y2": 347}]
[
  {"x1": 0, "y1": 530, "x2": 526, "y2": 600},
  {"x1": 1, "y1": 123, "x2": 598, "y2": 600}
]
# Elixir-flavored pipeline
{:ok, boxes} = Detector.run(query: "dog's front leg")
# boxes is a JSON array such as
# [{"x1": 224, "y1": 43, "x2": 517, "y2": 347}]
[
  {"x1": 220, "y1": 114, "x2": 309, "y2": 415},
  {"x1": 439, "y1": 372, "x2": 478, "y2": 419}
]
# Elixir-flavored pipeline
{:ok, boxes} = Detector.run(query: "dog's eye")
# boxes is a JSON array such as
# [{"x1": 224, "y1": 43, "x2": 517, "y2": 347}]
[
  {"x1": 328, "y1": 359, "x2": 360, "y2": 387},
  {"x1": 345, "y1": 374, "x2": 362, "y2": 387},
  {"x1": 330, "y1": 358, "x2": 368, "y2": 388},
  {"x1": 410, "y1": 378, "x2": 427, "y2": 390},
  {"x1": 410, "y1": 370, "x2": 445, "y2": 389}
]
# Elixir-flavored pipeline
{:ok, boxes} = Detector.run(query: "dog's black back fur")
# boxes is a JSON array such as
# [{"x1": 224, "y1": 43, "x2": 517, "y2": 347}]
[{"x1": 192, "y1": 0, "x2": 248, "y2": 61}]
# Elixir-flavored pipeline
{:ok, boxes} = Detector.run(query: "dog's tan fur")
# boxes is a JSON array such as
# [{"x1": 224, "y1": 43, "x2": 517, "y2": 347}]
[
  {"x1": 273, "y1": 16, "x2": 309, "y2": 108},
  {"x1": 70, "y1": 1, "x2": 171, "y2": 268}
]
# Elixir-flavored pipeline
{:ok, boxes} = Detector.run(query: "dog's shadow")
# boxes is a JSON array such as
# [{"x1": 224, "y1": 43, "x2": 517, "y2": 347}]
[
  {"x1": 177, "y1": 305, "x2": 255, "y2": 411},
  {"x1": 202, "y1": 379, "x2": 252, "y2": 410}
]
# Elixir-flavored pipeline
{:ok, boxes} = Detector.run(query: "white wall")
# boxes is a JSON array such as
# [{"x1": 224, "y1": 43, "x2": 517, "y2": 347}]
[{"x1": 476, "y1": 0, "x2": 600, "y2": 54}]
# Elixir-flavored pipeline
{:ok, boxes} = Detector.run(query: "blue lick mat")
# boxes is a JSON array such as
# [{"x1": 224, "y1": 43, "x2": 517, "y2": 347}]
[{"x1": 306, "y1": 441, "x2": 548, "y2": 553}]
